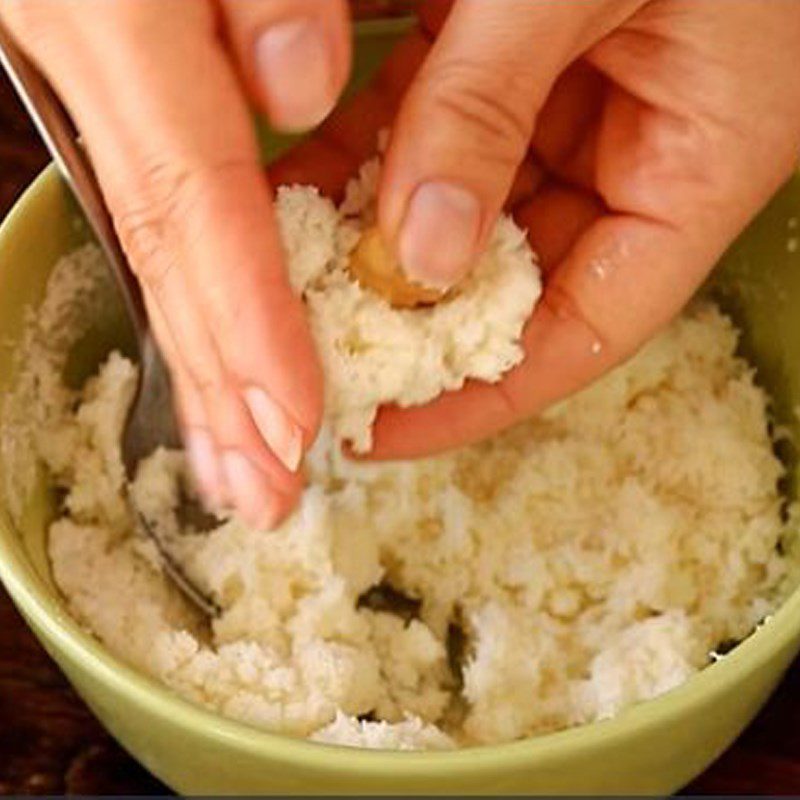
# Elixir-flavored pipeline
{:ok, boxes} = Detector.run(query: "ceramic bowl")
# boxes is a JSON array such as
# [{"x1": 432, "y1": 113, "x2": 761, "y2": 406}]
[{"x1": 1, "y1": 19, "x2": 800, "y2": 795}]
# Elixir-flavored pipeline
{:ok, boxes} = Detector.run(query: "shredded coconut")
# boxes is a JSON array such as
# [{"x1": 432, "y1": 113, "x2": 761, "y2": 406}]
[
  {"x1": 275, "y1": 160, "x2": 541, "y2": 451},
  {"x1": 311, "y1": 712, "x2": 455, "y2": 750},
  {"x1": 1, "y1": 163, "x2": 792, "y2": 752}
]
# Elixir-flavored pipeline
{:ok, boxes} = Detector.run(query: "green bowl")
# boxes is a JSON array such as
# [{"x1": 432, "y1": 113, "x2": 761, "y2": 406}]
[{"x1": 2, "y1": 19, "x2": 800, "y2": 796}]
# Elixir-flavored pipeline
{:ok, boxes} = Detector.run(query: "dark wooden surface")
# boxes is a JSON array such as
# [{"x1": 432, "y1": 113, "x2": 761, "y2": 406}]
[{"x1": 2, "y1": 4, "x2": 800, "y2": 795}]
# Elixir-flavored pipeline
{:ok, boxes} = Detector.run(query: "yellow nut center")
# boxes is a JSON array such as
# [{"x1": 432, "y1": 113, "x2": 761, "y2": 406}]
[{"x1": 347, "y1": 226, "x2": 448, "y2": 309}]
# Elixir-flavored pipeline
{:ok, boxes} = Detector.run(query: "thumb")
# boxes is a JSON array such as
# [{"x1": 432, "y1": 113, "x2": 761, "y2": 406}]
[{"x1": 380, "y1": 0, "x2": 638, "y2": 288}]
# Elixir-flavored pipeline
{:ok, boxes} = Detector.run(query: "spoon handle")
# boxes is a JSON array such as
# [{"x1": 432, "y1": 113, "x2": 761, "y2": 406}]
[{"x1": 0, "y1": 21, "x2": 147, "y2": 340}]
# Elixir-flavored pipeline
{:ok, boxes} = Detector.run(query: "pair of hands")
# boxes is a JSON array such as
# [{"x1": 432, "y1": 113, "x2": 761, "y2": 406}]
[{"x1": 4, "y1": 0, "x2": 800, "y2": 528}]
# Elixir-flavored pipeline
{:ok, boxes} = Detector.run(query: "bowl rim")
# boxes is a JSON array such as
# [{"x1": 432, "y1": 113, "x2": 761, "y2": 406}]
[{"x1": 2, "y1": 29, "x2": 800, "y2": 778}]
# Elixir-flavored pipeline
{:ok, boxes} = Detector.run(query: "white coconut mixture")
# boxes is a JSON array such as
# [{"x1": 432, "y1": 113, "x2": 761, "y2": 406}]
[
  {"x1": 279, "y1": 157, "x2": 541, "y2": 451},
  {"x1": 0, "y1": 160, "x2": 793, "y2": 751}
]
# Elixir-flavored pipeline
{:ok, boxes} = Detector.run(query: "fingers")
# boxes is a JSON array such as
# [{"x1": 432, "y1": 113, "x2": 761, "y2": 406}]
[
  {"x1": 368, "y1": 212, "x2": 706, "y2": 459},
  {"x1": 3, "y1": 0, "x2": 317, "y2": 527},
  {"x1": 369, "y1": 0, "x2": 800, "y2": 461},
  {"x1": 530, "y1": 61, "x2": 608, "y2": 190},
  {"x1": 142, "y1": 289, "x2": 230, "y2": 513},
  {"x1": 267, "y1": 26, "x2": 431, "y2": 197},
  {"x1": 146, "y1": 265, "x2": 304, "y2": 525},
  {"x1": 221, "y1": 0, "x2": 350, "y2": 132},
  {"x1": 369, "y1": 119, "x2": 794, "y2": 461},
  {"x1": 378, "y1": 0, "x2": 638, "y2": 289}
]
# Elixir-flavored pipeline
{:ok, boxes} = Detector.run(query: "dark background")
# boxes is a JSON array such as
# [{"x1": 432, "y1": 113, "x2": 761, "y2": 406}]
[{"x1": 2, "y1": 0, "x2": 800, "y2": 794}]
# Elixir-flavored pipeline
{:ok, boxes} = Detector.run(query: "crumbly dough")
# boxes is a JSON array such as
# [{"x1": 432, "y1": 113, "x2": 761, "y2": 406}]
[
  {"x1": 276, "y1": 160, "x2": 541, "y2": 452},
  {"x1": 2, "y1": 164, "x2": 792, "y2": 752},
  {"x1": 310, "y1": 713, "x2": 456, "y2": 750}
]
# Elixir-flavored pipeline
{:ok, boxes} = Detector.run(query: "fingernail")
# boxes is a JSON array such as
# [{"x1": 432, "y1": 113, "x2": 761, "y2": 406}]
[
  {"x1": 245, "y1": 387, "x2": 304, "y2": 473},
  {"x1": 399, "y1": 181, "x2": 482, "y2": 289},
  {"x1": 256, "y1": 19, "x2": 335, "y2": 131},
  {"x1": 185, "y1": 429, "x2": 222, "y2": 504},
  {"x1": 221, "y1": 450, "x2": 281, "y2": 530}
]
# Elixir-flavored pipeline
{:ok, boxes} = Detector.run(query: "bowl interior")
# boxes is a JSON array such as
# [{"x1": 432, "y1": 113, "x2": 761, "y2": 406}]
[
  {"x1": 0, "y1": 16, "x2": 419, "y2": 595},
  {"x1": 2, "y1": 16, "x2": 800, "y2": 783}
]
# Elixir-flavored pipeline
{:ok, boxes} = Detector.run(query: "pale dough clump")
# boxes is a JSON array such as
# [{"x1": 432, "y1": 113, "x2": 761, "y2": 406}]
[
  {"x1": 310, "y1": 713, "x2": 456, "y2": 750},
  {"x1": 275, "y1": 161, "x2": 541, "y2": 451},
  {"x1": 3, "y1": 165, "x2": 792, "y2": 751}
]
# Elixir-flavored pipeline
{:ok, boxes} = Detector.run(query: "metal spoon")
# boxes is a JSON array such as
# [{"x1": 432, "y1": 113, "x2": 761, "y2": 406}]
[{"x1": 0, "y1": 23, "x2": 219, "y2": 617}]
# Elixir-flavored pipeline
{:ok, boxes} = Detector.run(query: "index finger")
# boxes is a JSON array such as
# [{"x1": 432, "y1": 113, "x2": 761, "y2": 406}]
[
  {"x1": 365, "y1": 209, "x2": 714, "y2": 459},
  {"x1": 4, "y1": 0, "x2": 318, "y2": 523}
]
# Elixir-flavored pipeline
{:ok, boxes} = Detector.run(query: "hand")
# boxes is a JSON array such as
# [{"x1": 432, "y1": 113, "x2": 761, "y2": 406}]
[
  {"x1": 0, "y1": 0, "x2": 353, "y2": 527},
  {"x1": 278, "y1": 0, "x2": 800, "y2": 459}
]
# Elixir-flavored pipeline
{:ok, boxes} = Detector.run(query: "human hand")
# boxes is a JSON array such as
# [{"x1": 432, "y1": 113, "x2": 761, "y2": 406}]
[
  {"x1": 278, "y1": 0, "x2": 800, "y2": 458},
  {"x1": 0, "y1": 0, "x2": 353, "y2": 526}
]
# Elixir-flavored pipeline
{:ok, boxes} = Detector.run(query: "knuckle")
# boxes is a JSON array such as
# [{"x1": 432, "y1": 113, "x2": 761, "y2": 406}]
[
  {"x1": 112, "y1": 157, "x2": 245, "y2": 287},
  {"x1": 114, "y1": 207, "x2": 172, "y2": 290},
  {"x1": 112, "y1": 161, "x2": 196, "y2": 288},
  {"x1": 420, "y1": 58, "x2": 533, "y2": 166},
  {"x1": 654, "y1": 117, "x2": 718, "y2": 188},
  {"x1": 615, "y1": 111, "x2": 730, "y2": 216}
]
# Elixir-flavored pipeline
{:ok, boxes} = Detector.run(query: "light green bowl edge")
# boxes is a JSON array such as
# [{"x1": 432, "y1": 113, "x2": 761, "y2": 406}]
[
  {"x1": 6, "y1": 153, "x2": 800, "y2": 785},
  {"x1": 0, "y1": 14, "x2": 799, "y2": 790}
]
